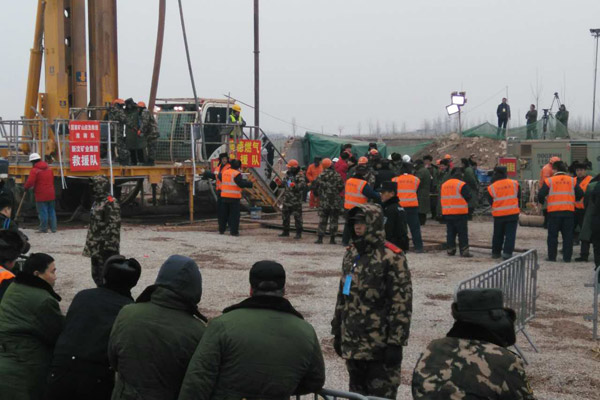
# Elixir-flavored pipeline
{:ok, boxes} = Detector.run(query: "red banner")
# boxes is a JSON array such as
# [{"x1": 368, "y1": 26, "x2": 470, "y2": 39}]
[
  {"x1": 498, "y1": 157, "x2": 517, "y2": 177},
  {"x1": 228, "y1": 140, "x2": 261, "y2": 168},
  {"x1": 69, "y1": 121, "x2": 101, "y2": 171}
]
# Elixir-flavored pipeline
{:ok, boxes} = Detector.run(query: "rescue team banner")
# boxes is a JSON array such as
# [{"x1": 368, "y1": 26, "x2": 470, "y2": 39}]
[
  {"x1": 69, "y1": 121, "x2": 101, "y2": 171},
  {"x1": 498, "y1": 157, "x2": 517, "y2": 178},
  {"x1": 228, "y1": 140, "x2": 261, "y2": 168}
]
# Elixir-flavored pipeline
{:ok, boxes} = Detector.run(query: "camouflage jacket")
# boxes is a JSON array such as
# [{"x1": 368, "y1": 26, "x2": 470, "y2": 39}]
[
  {"x1": 412, "y1": 337, "x2": 535, "y2": 399},
  {"x1": 331, "y1": 203, "x2": 412, "y2": 360},
  {"x1": 107, "y1": 106, "x2": 126, "y2": 136},
  {"x1": 140, "y1": 109, "x2": 159, "y2": 139},
  {"x1": 83, "y1": 176, "x2": 121, "y2": 258},
  {"x1": 281, "y1": 171, "x2": 306, "y2": 209},
  {"x1": 313, "y1": 168, "x2": 344, "y2": 211}
]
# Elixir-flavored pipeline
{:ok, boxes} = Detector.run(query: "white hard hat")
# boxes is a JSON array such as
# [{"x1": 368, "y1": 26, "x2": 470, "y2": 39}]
[
  {"x1": 387, "y1": 154, "x2": 392, "y2": 160},
  {"x1": 402, "y1": 155, "x2": 411, "y2": 163},
  {"x1": 29, "y1": 153, "x2": 41, "y2": 162},
  {"x1": 332, "y1": 158, "x2": 339, "y2": 163}
]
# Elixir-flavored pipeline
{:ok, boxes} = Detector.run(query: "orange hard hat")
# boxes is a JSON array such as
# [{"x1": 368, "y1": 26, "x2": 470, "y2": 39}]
[
  {"x1": 369, "y1": 149, "x2": 379, "y2": 155},
  {"x1": 111, "y1": 98, "x2": 124, "y2": 105},
  {"x1": 286, "y1": 159, "x2": 299, "y2": 168},
  {"x1": 436, "y1": 159, "x2": 441, "y2": 165},
  {"x1": 322, "y1": 158, "x2": 332, "y2": 169},
  {"x1": 549, "y1": 156, "x2": 561, "y2": 164},
  {"x1": 444, "y1": 154, "x2": 452, "y2": 160},
  {"x1": 137, "y1": 101, "x2": 147, "y2": 108},
  {"x1": 358, "y1": 156, "x2": 368, "y2": 165}
]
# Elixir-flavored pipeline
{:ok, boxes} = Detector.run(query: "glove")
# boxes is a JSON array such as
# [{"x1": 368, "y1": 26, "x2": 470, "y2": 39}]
[
  {"x1": 383, "y1": 345, "x2": 403, "y2": 367},
  {"x1": 333, "y1": 335, "x2": 342, "y2": 357}
]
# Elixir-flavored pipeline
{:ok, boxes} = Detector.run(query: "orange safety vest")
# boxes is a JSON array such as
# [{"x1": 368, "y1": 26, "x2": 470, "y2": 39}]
[
  {"x1": 221, "y1": 169, "x2": 242, "y2": 199},
  {"x1": 214, "y1": 163, "x2": 230, "y2": 192},
  {"x1": 487, "y1": 179, "x2": 520, "y2": 217},
  {"x1": 545, "y1": 174, "x2": 576, "y2": 212},
  {"x1": 0, "y1": 266, "x2": 15, "y2": 285},
  {"x1": 575, "y1": 175, "x2": 592, "y2": 210},
  {"x1": 392, "y1": 174, "x2": 420, "y2": 208},
  {"x1": 344, "y1": 178, "x2": 367, "y2": 210},
  {"x1": 440, "y1": 179, "x2": 468, "y2": 215}
]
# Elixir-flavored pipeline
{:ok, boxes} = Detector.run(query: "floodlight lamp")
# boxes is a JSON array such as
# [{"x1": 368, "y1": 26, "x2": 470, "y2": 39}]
[
  {"x1": 590, "y1": 28, "x2": 600, "y2": 35},
  {"x1": 446, "y1": 104, "x2": 460, "y2": 115},
  {"x1": 451, "y1": 95, "x2": 466, "y2": 106}
]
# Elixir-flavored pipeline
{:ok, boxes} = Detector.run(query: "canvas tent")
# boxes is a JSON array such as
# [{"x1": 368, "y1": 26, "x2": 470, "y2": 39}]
[{"x1": 302, "y1": 132, "x2": 387, "y2": 164}]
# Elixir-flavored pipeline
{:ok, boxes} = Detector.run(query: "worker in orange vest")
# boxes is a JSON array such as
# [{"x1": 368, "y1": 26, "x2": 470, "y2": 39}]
[
  {"x1": 574, "y1": 162, "x2": 592, "y2": 246},
  {"x1": 538, "y1": 161, "x2": 584, "y2": 262},
  {"x1": 341, "y1": 164, "x2": 380, "y2": 246},
  {"x1": 440, "y1": 168, "x2": 472, "y2": 257},
  {"x1": 392, "y1": 164, "x2": 424, "y2": 253},
  {"x1": 539, "y1": 156, "x2": 560, "y2": 228},
  {"x1": 306, "y1": 157, "x2": 323, "y2": 209},
  {"x1": 218, "y1": 159, "x2": 253, "y2": 236},
  {"x1": 486, "y1": 166, "x2": 521, "y2": 260},
  {"x1": 0, "y1": 230, "x2": 29, "y2": 301},
  {"x1": 204, "y1": 153, "x2": 231, "y2": 231}
]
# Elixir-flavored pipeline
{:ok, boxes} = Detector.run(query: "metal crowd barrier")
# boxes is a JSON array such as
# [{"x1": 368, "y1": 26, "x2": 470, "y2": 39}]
[
  {"x1": 455, "y1": 249, "x2": 540, "y2": 362},
  {"x1": 584, "y1": 267, "x2": 600, "y2": 340},
  {"x1": 294, "y1": 388, "x2": 390, "y2": 400}
]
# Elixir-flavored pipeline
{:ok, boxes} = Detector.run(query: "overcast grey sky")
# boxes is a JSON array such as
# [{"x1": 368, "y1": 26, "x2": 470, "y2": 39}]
[{"x1": 2, "y1": 1, "x2": 599, "y2": 135}]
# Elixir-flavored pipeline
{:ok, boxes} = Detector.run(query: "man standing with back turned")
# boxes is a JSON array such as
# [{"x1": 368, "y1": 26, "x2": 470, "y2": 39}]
[{"x1": 25, "y1": 153, "x2": 57, "y2": 233}]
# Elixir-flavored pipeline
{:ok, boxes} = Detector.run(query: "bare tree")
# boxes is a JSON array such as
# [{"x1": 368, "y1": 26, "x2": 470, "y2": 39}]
[
  {"x1": 401, "y1": 121, "x2": 407, "y2": 133},
  {"x1": 291, "y1": 117, "x2": 297, "y2": 137},
  {"x1": 356, "y1": 121, "x2": 362, "y2": 136},
  {"x1": 338, "y1": 125, "x2": 344, "y2": 136}
]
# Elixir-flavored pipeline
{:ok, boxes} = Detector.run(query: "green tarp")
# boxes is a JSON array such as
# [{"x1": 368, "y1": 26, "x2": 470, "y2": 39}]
[
  {"x1": 387, "y1": 141, "x2": 433, "y2": 157},
  {"x1": 302, "y1": 132, "x2": 387, "y2": 164},
  {"x1": 462, "y1": 116, "x2": 569, "y2": 140}
]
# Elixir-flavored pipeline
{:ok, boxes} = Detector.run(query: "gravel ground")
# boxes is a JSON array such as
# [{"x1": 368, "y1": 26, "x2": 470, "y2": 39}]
[{"x1": 21, "y1": 217, "x2": 600, "y2": 400}]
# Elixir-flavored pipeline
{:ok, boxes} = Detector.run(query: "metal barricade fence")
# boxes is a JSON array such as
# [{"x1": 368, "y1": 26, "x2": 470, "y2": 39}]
[
  {"x1": 584, "y1": 268, "x2": 600, "y2": 340},
  {"x1": 455, "y1": 249, "x2": 540, "y2": 362},
  {"x1": 294, "y1": 388, "x2": 389, "y2": 400}
]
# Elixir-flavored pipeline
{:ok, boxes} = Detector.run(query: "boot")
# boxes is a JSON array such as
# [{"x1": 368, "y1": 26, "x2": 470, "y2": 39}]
[
  {"x1": 294, "y1": 231, "x2": 302, "y2": 239},
  {"x1": 447, "y1": 248, "x2": 456, "y2": 256},
  {"x1": 279, "y1": 231, "x2": 290, "y2": 237},
  {"x1": 314, "y1": 236, "x2": 323, "y2": 244},
  {"x1": 460, "y1": 248, "x2": 473, "y2": 258},
  {"x1": 329, "y1": 236, "x2": 336, "y2": 245},
  {"x1": 575, "y1": 255, "x2": 588, "y2": 262}
]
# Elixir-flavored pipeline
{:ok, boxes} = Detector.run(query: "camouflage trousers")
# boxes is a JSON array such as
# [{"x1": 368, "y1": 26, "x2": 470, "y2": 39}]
[
  {"x1": 317, "y1": 208, "x2": 340, "y2": 237},
  {"x1": 346, "y1": 359, "x2": 402, "y2": 399},
  {"x1": 282, "y1": 205, "x2": 302, "y2": 233},
  {"x1": 146, "y1": 134, "x2": 159, "y2": 163},
  {"x1": 116, "y1": 135, "x2": 131, "y2": 165},
  {"x1": 90, "y1": 254, "x2": 104, "y2": 287}
]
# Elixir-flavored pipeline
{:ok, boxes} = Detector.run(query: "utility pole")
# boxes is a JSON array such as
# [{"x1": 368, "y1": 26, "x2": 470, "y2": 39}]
[
  {"x1": 591, "y1": 29, "x2": 600, "y2": 133},
  {"x1": 254, "y1": 0, "x2": 260, "y2": 139}
]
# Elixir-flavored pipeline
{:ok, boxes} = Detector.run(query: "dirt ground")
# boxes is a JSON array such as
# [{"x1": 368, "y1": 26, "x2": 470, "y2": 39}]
[
  {"x1": 22, "y1": 212, "x2": 600, "y2": 400},
  {"x1": 413, "y1": 134, "x2": 506, "y2": 169}
]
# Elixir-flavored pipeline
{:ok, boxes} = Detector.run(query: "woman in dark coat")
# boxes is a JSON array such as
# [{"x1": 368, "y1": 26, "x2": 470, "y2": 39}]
[{"x1": 0, "y1": 253, "x2": 64, "y2": 400}]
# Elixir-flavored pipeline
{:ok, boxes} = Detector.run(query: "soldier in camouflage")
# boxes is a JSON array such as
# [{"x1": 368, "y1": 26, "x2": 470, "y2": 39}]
[
  {"x1": 278, "y1": 159, "x2": 306, "y2": 239},
  {"x1": 331, "y1": 203, "x2": 412, "y2": 399},
  {"x1": 82, "y1": 176, "x2": 121, "y2": 286},
  {"x1": 123, "y1": 98, "x2": 147, "y2": 165},
  {"x1": 107, "y1": 99, "x2": 130, "y2": 166},
  {"x1": 412, "y1": 288, "x2": 536, "y2": 399},
  {"x1": 138, "y1": 101, "x2": 159, "y2": 166},
  {"x1": 312, "y1": 158, "x2": 344, "y2": 244}
]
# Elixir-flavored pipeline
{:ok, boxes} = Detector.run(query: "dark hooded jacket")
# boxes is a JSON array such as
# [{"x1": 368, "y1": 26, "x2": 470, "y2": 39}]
[
  {"x1": 0, "y1": 273, "x2": 64, "y2": 399},
  {"x1": 382, "y1": 195, "x2": 409, "y2": 251},
  {"x1": 178, "y1": 295, "x2": 325, "y2": 400},
  {"x1": 108, "y1": 256, "x2": 206, "y2": 400},
  {"x1": 331, "y1": 204, "x2": 412, "y2": 360}
]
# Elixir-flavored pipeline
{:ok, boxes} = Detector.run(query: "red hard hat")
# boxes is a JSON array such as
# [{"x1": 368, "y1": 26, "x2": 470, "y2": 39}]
[
  {"x1": 137, "y1": 101, "x2": 147, "y2": 108},
  {"x1": 321, "y1": 158, "x2": 332, "y2": 169},
  {"x1": 549, "y1": 156, "x2": 561, "y2": 164},
  {"x1": 369, "y1": 149, "x2": 379, "y2": 155},
  {"x1": 286, "y1": 159, "x2": 299, "y2": 168},
  {"x1": 111, "y1": 98, "x2": 125, "y2": 105},
  {"x1": 358, "y1": 156, "x2": 368, "y2": 165}
]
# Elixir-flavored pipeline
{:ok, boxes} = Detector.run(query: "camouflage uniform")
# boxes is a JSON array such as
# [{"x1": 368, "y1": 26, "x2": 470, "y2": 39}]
[
  {"x1": 364, "y1": 168, "x2": 376, "y2": 188},
  {"x1": 312, "y1": 167, "x2": 344, "y2": 240},
  {"x1": 331, "y1": 203, "x2": 412, "y2": 398},
  {"x1": 82, "y1": 176, "x2": 121, "y2": 286},
  {"x1": 280, "y1": 170, "x2": 306, "y2": 237},
  {"x1": 107, "y1": 106, "x2": 130, "y2": 165},
  {"x1": 124, "y1": 106, "x2": 147, "y2": 164},
  {"x1": 141, "y1": 108, "x2": 159, "y2": 165},
  {"x1": 412, "y1": 337, "x2": 535, "y2": 399}
]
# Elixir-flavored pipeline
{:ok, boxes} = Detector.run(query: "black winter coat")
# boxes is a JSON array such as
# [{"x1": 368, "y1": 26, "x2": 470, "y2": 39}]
[{"x1": 382, "y1": 196, "x2": 410, "y2": 251}]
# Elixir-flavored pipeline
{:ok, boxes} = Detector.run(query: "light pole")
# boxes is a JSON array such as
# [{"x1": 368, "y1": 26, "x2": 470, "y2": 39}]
[
  {"x1": 254, "y1": 0, "x2": 260, "y2": 139},
  {"x1": 591, "y1": 28, "x2": 600, "y2": 133}
]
